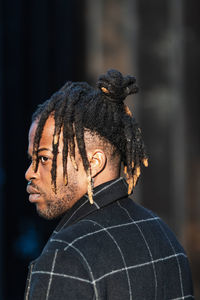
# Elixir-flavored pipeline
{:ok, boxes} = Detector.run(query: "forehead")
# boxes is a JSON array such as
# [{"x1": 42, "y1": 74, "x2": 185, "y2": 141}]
[{"x1": 28, "y1": 117, "x2": 55, "y2": 149}]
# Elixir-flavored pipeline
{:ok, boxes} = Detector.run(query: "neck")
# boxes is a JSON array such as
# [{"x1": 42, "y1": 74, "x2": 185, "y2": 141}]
[{"x1": 93, "y1": 168, "x2": 120, "y2": 188}]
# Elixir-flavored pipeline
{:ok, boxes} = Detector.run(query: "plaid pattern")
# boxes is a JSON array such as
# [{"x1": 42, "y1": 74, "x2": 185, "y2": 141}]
[{"x1": 25, "y1": 178, "x2": 194, "y2": 299}]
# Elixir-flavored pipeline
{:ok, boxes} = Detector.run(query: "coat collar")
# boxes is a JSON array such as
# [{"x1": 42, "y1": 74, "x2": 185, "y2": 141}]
[{"x1": 54, "y1": 177, "x2": 128, "y2": 233}]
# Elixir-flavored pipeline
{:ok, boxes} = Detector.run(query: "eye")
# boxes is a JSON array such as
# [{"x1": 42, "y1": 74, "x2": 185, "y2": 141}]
[{"x1": 39, "y1": 156, "x2": 49, "y2": 164}]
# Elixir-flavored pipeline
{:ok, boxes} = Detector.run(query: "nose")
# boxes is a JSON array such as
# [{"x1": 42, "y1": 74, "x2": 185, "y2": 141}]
[{"x1": 25, "y1": 163, "x2": 37, "y2": 182}]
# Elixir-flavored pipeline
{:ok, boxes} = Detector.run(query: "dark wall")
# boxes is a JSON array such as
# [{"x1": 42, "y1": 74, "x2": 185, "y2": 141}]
[
  {"x1": 184, "y1": 1, "x2": 200, "y2": 295},
  {"x1": 0, "y1": 1, "x2": 85, "y2": 299},
  {"x1": 0, "y1": 0, "x2": 199, "y2": 299}
]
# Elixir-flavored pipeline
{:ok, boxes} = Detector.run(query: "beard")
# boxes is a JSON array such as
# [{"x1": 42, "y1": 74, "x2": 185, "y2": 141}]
[
  {"x1": 36, "y1": 196, "x2": 70, "y2": 220},
  {"x1": 35, "y1": 183, "x2": 78, "y2": 220}
]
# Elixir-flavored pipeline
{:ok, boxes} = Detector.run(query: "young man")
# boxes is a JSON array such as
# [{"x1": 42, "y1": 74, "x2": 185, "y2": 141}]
[{"x1": 25, "y1": 69, "x2": 193, "y2": 299}]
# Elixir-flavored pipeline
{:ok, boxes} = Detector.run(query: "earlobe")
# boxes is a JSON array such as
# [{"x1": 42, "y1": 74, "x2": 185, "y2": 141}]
[{"x1": 89, "y1": 150, "x2": 107, "y2": 178}]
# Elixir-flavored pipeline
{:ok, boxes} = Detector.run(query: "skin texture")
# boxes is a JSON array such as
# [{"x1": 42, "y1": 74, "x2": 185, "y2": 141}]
[{"x1": 25, "y1": 116, "x2": 120, "y2": 219}]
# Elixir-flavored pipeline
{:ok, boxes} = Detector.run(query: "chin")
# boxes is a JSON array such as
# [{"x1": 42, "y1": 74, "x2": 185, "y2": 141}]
[{"x1": 36, "y1": 206, "x2": 66, "y2": 220}]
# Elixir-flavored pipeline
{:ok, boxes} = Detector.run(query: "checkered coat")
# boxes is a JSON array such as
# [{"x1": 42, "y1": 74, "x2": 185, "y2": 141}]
[{"x1": 25, "y1": 178, "x2": 194, "y2": 299}]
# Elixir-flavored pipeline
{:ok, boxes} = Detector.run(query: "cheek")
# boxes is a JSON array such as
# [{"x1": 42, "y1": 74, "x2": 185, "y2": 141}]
[
  {"x1": 36, "y1": 163, "x2": 53, "y2": 191},
  {"x1": 53, "y1": 155, "x2": 88, "y2": 194}
]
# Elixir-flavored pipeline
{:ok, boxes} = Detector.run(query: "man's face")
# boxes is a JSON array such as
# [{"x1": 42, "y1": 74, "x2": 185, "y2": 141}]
[{"x1": 25, "y1": 116, "x2": 88, "y2": 219}]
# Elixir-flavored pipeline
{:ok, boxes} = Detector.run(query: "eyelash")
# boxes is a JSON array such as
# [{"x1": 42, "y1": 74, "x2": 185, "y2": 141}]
[{"x1": 39, "y1": 156, "x2": 49, "y2": 164}]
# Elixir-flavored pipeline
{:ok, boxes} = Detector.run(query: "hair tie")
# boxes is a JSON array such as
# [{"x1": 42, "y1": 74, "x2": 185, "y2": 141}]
[
  {"x1": 97, "y1": 69, "x2": 138, "y2": 105},
  {"x1": 101, "y1": 87, "x2": 109, "y2": 94}
]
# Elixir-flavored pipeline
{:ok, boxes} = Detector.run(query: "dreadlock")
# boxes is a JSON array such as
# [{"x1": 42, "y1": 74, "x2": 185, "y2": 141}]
[{"x1": 32, "y1": 69, "x2": 148, "y2": 203}]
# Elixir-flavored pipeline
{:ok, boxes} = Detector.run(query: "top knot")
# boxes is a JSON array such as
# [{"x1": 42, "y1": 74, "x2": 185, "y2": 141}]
[{"x1": 97, "y1": 69, "x2": 139, "y2": 104}]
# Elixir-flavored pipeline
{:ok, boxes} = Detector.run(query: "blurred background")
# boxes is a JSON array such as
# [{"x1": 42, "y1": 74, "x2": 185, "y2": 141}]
[{"x1": 0, "y1": 0, "x2": 199, "y2": 299}]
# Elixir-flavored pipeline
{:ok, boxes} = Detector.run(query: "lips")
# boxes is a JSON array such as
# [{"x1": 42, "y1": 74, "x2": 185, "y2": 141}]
[{"x1": 26, "y1": 185, "x2": 41, "y2": 203}]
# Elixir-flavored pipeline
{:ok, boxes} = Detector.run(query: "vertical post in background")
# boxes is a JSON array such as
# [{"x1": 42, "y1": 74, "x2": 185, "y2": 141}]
[
  {"x1": 168, "y1": 0, "x2": 185, "y2": 240},
  {"x1": 85, "y1": 0, "x2": 141, "y2": 201},
  {"x1": 85, "y1": 0, "x2": 139, "y2": 82},
  {"x1": 137, "y1": 0, "x2": 172, "y2": 223},
  {"x1": 123, "y1": 0, "x2": 141, "y2": 202},
  {"x1": 100, "y1": 0, "x2": 141, "y2": 200},
  {"x1": 85, "y1": 0, "x2": 103, "y2": 80},
  {"x1": 137, "y1": 0, "x2": 186, "y2": 238},
  {"x1": 0, "y1": 0, "x2": 4, "y2": 298}
]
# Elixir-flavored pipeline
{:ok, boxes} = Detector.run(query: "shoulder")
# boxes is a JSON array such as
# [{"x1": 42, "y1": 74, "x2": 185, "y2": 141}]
[
  {"x1": 48, "y1": 197, "x2": 184, "y2": 256},
  {"x1": 31, "y1": 198, "x2": 193, "y2": 299},
  {"x1": 46, "y1": 197, "x2": 184, "y2": 266}
]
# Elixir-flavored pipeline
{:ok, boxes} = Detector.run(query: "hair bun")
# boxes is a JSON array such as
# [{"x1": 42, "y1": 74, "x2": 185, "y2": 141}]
[{"x1": 97, "y1": 69, "x2": 138, "y2": 104}]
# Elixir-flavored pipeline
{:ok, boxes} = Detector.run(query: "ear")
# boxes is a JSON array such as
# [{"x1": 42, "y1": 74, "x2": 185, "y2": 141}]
[{"x1": 88, "y1": 149, "x2": 107, "y2": 178}]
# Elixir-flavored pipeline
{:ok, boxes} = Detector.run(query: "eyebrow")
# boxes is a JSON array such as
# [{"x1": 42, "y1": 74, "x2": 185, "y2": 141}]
[
  {"x1": 27, "y1": 148, "x2": 52, "y2": 158},
  {"x1": 27, "y1": 147, "x2": 60, "y2": 159},
  {"x1": 37, "y1": 148, "x2": 52, "y2": 153}
]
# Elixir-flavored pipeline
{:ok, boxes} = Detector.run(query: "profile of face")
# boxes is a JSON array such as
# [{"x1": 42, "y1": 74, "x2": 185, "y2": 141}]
[{"x1": 25, "y1": 116, "x2": 88, "y2": 220}]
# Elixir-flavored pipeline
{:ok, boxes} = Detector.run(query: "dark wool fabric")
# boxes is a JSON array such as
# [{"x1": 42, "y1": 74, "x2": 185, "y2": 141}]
[{"x1": 25, "y1": 178, "x2": 194, "y2": 299}]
